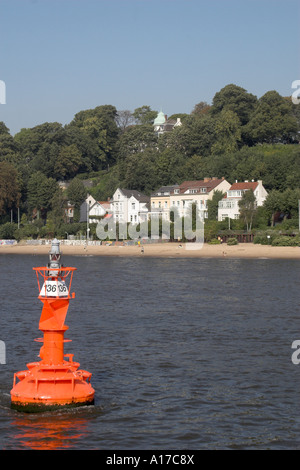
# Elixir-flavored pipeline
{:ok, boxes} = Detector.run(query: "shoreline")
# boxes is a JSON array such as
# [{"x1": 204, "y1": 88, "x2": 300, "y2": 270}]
[{"x1": 1, "y1": 242, "x2": 300, "y2": 259}]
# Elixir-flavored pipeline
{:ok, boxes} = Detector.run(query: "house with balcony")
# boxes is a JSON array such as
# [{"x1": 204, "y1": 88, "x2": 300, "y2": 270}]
[
  {"x1": 218, "y1": 180, "x2": 268, "y2": 221},
  {"x1": 169, "y1": 178, "x2": 231, "y2": 219},
  {"x1": 110, "y1": 188, "x2": 150, "y2": 224}
]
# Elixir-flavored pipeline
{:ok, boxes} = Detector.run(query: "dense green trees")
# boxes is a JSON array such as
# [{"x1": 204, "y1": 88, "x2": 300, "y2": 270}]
[
  {"x1": 0, "y1": 162, "x2": 20, "y2": 216},
  {"x1": 0, "y1": 83, "x2": 299, "y2": 238}
]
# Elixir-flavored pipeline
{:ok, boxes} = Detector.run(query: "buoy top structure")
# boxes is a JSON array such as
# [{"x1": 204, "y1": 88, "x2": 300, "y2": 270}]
[{"x1": 11, "y1": 239, "x2": 95, "y2": 412}]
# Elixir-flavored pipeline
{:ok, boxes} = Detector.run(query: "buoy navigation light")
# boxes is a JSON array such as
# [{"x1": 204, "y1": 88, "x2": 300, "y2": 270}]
[{"x1": 10, "y1": 239, "x2": 95, "y2": 412}]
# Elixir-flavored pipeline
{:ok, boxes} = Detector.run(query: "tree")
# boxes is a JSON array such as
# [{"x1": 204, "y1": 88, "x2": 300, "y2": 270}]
[
  {"x1": 211, "y1": 109, "x2": 241, "y2": 155},
  {"x1": 48, "y1": 188, "x2": 68, "y2": 227},
  {"x1": 0, "y1": 123, "x2": 19, "y2": 164},
  {"x1": 238, "y1": 190, "x2": 256, "y2": 231},
  {"x1": 54, "y1": 144, "x2": 82, "y2": 179},
  {"x1": 263, "y1": 190, "x2": 283, "y2": 226},
  {"x1": 117, "y1": 124, "x2": 158, "y2": 161},
  {"x1": 133, "y1": 106, "x2": 157, "y2": 125},
  {"x1": 68, "y1": 105, "x2": 119, "y2": 169},
  {"x1": 207, "y1": 190, "x2": 224, "y2": 220},
  {"x1": 191, "y1": 101, "x2": 211, "y2": 117},
  {"x1": 0, "y1": 162, "x2": 21, "y2": 215},
  {"x1": 66, "y1": 178, "x2": 87, "y2": 222},
  {"x1": 176, "y1": 114, "x2": 216, "y2": 157},
  {"x1": 66, "y1": 177, "x2": 86, "y2": 208},
  {"x1": 115, "y1": 110, "x2": 135, "y2": 132},
  {"x1": 14, "y1": 122, "x2": 66, "y2": 178},
  {"x1": 244, "y1": 91, "x2": 298, "y2": 145},
  {"x1": 211, "y1": 84, "x2": 257, "y2": 125},
  {"x1": 122, "y1": 148, "x2": 159, "y2": 193},
  {"x1": 27, "y1": 171, "x2": 58, "y2": 219}
]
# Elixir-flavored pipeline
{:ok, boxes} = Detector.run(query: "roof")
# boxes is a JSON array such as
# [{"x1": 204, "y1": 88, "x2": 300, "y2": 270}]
[
  {"x1": 229, "y1": 182, "x2": 258, "y2": 191},
  {"x1": 178, "y1": 178, "x2": 225, "y2": 194},
  {"x1": 151, "y1": 185, "x2": 179, "y2": 197},
  {"x1": 98, "y1": 201, "x2": 111, "y2": 207},
  {"x1": 119, "y1": 188, "x2": 149, "y2": 203},
  {"x1": 154, "y1": 111, "x2": 166, "y2": 125}
]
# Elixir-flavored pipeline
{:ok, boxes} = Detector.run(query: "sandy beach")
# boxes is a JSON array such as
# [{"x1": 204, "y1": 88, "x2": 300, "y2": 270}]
[{"x1": 0, "y1": 241, "x2": 300, "y2": 259}]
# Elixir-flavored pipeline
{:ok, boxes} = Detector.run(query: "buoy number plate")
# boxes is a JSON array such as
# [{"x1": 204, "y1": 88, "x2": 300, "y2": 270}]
[{"x1": 40, "y1": 280, "x2": 69, "y2": 297}]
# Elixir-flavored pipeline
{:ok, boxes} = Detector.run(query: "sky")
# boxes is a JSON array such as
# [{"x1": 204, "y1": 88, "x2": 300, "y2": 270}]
[{"x1": 0, "y1": 0, "x2": 299, "y2": 135}]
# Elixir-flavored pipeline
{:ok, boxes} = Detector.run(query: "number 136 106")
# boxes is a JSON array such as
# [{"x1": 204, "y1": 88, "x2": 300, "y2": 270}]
[{"x1": 40, "y1": 281, "x2": 69, "y2": 297}]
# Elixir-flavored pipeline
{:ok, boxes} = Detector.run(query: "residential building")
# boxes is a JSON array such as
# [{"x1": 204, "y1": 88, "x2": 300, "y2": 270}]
[
  {"x1": 170, "y1": 177, "x2": 231, "y2": 219},
  {"x1": 150, "y1": 185, "x2": 179, "y2": 220},
  {"x1": 153, "y1": 110, "x2": 182, "y2": 136},
  {"x1": 218, "y1": 180, "x2": 268, "y2": 221},
  {"x1": 110, "y1": 188, "x2": 150, "y2": 224},
  {"x1": 80, "y1": 194, "x2": 111, "y2": 223}
]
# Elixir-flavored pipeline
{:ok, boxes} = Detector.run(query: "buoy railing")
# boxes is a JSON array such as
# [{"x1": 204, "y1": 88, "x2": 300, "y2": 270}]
[{"x1": 33, "y1": 266, "x2": 76, "y2": 300}]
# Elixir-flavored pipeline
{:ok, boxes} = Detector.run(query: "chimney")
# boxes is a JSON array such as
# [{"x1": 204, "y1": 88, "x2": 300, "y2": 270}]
[{"x1": 204, "y1": 177, "x2": 211, "y2": 182}]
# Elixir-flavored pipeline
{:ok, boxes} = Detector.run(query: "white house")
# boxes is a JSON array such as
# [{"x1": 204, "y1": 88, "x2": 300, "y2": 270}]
[
  {"x1": 170, "y1": 178, "x2": 231, "y2": 219},
  {"x1": 110, "y1": 188, "x2": 150, "y2": 224},
  {"x1": 80, "y1": 194, "x2": 111, "y2": 223},
  {"x1": 218, "y1": 180, "x2": 268, "y2": 221},
  {"x1": 153, "y1": 110, "x2": 182, "y2": 136}
]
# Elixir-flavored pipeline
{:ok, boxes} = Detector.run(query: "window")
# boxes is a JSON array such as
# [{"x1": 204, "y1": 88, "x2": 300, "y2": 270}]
[
  {"x1": 132, "y1": 203, "x2": 135, "y2": 209},
  {"x1": 174, "y1": 189, "x2": 179, "y2": 194}
]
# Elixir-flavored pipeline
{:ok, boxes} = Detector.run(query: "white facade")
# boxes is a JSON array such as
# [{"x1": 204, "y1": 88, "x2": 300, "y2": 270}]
[
  {"x1": 110, "y1": 188, "x2": 150, "y2": 224},
  {"x1": 80, "y1": 195, "x2": 111, "y2": 223},
  {"x1": 218, "y1": 180, "x2": 268, "y2": 221},
  {"x1": 170, "y1": 178, "x2": 231, "y2": 219}
]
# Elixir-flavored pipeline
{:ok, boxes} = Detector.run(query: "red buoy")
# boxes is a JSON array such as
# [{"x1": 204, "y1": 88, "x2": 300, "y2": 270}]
[{"x1": 11, "y1": 239, "x2": 95, "y2": 412}]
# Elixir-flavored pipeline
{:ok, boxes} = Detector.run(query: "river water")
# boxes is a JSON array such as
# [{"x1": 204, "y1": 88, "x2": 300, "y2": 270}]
[{"x1": 0, "y1": 253, "x2": 299, "y2": 450}]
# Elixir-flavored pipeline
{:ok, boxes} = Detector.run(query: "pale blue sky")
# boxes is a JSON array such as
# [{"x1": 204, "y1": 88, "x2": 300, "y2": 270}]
[{"x1": 0, "y1": 0, "x2": 299, "y2": 135}]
